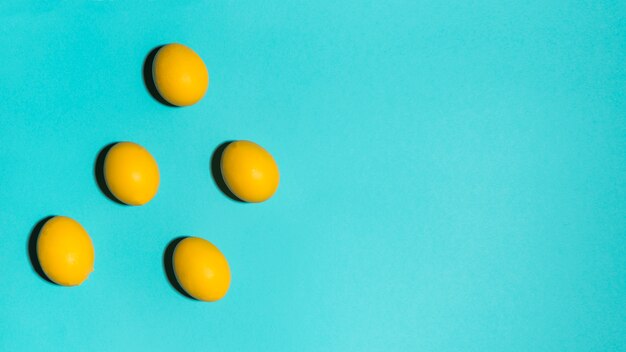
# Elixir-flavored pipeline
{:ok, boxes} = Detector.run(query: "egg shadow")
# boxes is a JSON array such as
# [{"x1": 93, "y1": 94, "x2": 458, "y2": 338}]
[
  {"x1": 163, "y1": 237, "x2": 197, "y2": 300},
  {"x1": 210, "y1": 141, "x2": 244, "y2": 202},
  {"x1": 143, "y1": 45, "x2": 177, "y2": 107},
  {"x1": 94, "y1": 143, "x2": 127, "y2": 206},
  {"x1": 27, "y1": 216, "x2": 57, "y2": 285}
]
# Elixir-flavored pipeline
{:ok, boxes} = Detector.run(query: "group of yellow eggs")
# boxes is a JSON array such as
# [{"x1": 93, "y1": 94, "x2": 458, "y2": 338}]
[{"x1": 35, "y1": 43, "x2": 280, "y2": 302}]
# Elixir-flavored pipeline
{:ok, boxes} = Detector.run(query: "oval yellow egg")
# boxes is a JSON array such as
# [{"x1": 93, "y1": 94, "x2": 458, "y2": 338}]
[
  {"x1": 152, "y1": 43, "x2": 209, "y2": 106},
  {"x1": 220, "y1": 140, "x2": 280, "y2": 203},
  {"x1": 36, "y1": 216, "x2": 95, "y2": 286},
  {"x1": 103, "y1": 142, "x2": 160, "y2": 206},
  {"x1": 172, "y1": 237, "x2": 231, "y2": 302}
]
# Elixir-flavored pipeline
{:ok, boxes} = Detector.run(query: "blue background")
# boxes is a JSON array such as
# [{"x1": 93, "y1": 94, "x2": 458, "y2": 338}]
[{"x1": 0, "y1": 1, "x2": 624, "y2": 351}]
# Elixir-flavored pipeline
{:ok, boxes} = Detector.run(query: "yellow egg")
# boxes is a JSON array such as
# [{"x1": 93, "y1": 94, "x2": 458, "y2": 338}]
[
  {"x1": 36, "y1": 216, "x2": 95, "y2": 286},
  {"x1": 220, "y1": 140, "x2": 280, "y2": 203},
  {"x1": 152, "y1": 43, "x2": 209, "y2": 106},
  {"x1": 103, "y1": 142, "x2": 160, "y2": 206},
  {"x1": 172, "y1": 237, "x2": 231, "y2": 302}
]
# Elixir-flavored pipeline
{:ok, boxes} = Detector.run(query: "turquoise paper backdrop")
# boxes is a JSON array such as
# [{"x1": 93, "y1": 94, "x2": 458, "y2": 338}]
[{"x1": 0, "y1": 1, "x2": 625, "y2": 351}]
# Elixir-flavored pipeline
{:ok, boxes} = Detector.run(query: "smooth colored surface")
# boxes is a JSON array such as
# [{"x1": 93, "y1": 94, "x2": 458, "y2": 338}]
[
  {"x1": 152, "y1": 43, "x2": 209, "y2": 106},
  {"x1": 37, "y1": 216, "x2": 95, "y2": 286},
  {"x1": 104, "y1": 142, "x2": 160, "y2": 206},
  {"x1": 173, "y1": 237, "x2": 231, "y2": 301},
  {"x1": 221, "y1": 140, "x2": 280, "y2": 202},
  {"x1": 0, "y1": 1, "x2": 625, "y2": 351}
]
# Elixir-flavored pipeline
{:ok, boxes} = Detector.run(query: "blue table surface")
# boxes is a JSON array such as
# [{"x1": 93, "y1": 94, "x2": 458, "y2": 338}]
[{"x1": 0, "y1": 1, "x2": 624, "y2": 351}]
